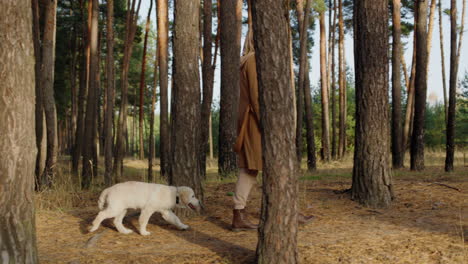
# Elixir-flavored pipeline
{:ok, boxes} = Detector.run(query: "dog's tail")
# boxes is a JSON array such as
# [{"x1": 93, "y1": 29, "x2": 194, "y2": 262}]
[{"x1": 98, "y1": 188, "x2": 110, "y2": 210}]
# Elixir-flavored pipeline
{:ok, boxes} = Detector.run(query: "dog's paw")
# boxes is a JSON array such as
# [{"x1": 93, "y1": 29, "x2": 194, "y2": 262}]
[
  {"x1": 88, "y1": 225, "x2": 98, "y2": 233},
  {"x1": 140, "y1": 230, "x2": 151, "y2": 236},
  {"x1": 119, "y1": 229, "x2": 133, "y2": 235},
  {"x1": 179, "y1": 224, "x2": 190, "y2": 231}
]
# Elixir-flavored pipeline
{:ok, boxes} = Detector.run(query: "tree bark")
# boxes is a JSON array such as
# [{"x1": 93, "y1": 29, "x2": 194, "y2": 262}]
[
  {"x1": 82, "y1": 0, "x2": 99, "y2": 189},
  {"x1": 139, "y1": 0, "x2": 153, "y2": 160},
  {"x1": 200, "y1": 0, "x2": 216, "y2": 179},
  {"x1": 40, "y1": 0, "x2": 58, "y2": 189},
  {"x1": 352, "y1": 0, "x2": 393, "y2": 208},
  {"x1": 439, "y1": 0, "x2": 448, "y2": 121},
  {"x1": 391, "y1": 0, "x2": 404, "y2": 169},
  {"x1": 104, "y1": 0, "x2": 115, "y2": 186},
  {"x1": 170, "y1": 0, "x2": 204, "y2": 202},
  {"x1": 148, "y1": 54, "x2": 157, "y2": 182},
  {"x1": 252, "y1": 1, "x2": 299, "y2": 262},
  {"x1": 410, "y1": 0, "x2": 429, "y2": 171},
  {"x1": 445, "y1": 0, "x2": 460, "y2": 172},
  {"x1": 338, "y1": 0, "x2": 347, "y2": 158},
  {"x1": 218, "y1": 0, "x2": 242, "y2": 177},
  {"x1": 319, "y1": 10, "x2": 331, "y2": 162},
  {"x1": 113, "y1": 0, "x2": 142, "y2": 182},
  {"x1": 157, "y1": 0, "x2": 170, "y2": 180},
  {"x1": 0, "y1": 0, "x2": 38, "y2": 261}
]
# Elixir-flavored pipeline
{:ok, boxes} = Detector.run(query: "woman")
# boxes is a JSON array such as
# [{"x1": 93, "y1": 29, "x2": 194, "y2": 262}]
[{"x1": 231, "y1": 31, "x2": 313, "y2": 231}]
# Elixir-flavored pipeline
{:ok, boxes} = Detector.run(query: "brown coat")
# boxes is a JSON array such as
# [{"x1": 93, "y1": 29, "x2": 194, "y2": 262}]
[{"x1": 234, "y1": 52, "x2": 262, "y2": 171}]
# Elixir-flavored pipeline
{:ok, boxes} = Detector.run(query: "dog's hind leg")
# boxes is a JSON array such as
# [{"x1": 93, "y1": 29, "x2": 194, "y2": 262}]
[
  {"x1": 161, "y1": 210, "x2": 189, "y2": 230},
  {"x1": 113, "y1": 209, "x2": 133, "y2": 234},
  {"x1": 138, "y1": 209, "x2": 154, "y2": 236}
]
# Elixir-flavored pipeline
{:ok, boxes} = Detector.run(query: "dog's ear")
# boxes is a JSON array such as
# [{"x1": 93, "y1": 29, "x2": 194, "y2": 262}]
[{"x1": 178, "y1": 187, "x2": 191, "y2": 206}]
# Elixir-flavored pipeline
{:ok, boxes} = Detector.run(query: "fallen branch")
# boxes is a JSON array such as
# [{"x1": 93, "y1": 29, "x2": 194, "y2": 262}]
[{"x1": 430, "y1": 182, "x2": 461, "y2": 192}]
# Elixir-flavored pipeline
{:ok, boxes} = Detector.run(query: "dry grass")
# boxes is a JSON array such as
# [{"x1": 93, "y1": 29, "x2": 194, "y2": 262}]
[{"x1": 35, "y1": 151, "x2": 467, "y2": 263}]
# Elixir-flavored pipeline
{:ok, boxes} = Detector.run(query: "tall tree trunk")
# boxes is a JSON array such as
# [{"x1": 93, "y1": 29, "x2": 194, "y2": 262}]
[
  {"x1": 352, "y1": 0, "x2": 393, "y2": 208},
  {"x1": 252, "y1": 1, "x2": 299, "y2": 262},
  {"x1": 104, "y1": 0, "x2": 115, "y2": 186},
  {"x1": 218, "y1": 0, "x2": 242, "y2": 177},
  {"x1": 426, "y1": 0, "x2": 437, "y2": 75},
  {"x1": 41, "y1": 0, "x2": 58, "y2": 189},
  {"x1": 456, "y1": 0, "x2": 466, "y2": 69},
  {"x1": 0, "y1": 0, "x2": 38, "y2": 261},
  {"x1": 295, "y1": 0, "x2": 306, "y2": 163},
  {"x1": 170, "y1": 0, "x2": 204, "y2": 202},
  {"x1": 439, "y1": 0, "x2": 448, "y2": 121},
  {"x1": 319, "y1": 10, "x2": 331, "y2": 162},
  {"x1": 445, "y1": 0, "x2": 461, "y2": 172},
  {"x1": 338, "y1": 0, "x2": 347, "y2": 158},
  {"x1": 410, "y1": 0, "x2": 429, "y2": 171},
  {"x1": 72, "y1": 1, "x2": 89, "y2": 177},
  {"x1": 82, "y1": 0, "x2": 99, "y2": 189},
  {"x1": 200, "y1": 0, "x2": 216, "y2": 179},
  {"x1": 391, "y1": 0, "x2": 404, "y2": 169},
  {"x1": 148, "y1": 54, "x2": 157, "y2": 182},
  {"x1": 139, "y1": 0, "x2": 153, "y2": 160},
  {"x1": 113, "y1": 0, "x2": 142, "y2": 182},
  {"x1": 157, "y1": 0, "x2": 169, "y2": 180},
  {"x1": 304, "y1": 63, "x2": 317, "y2": 171},
  {"x1": 331, "y1": 0, "x2": 338, "y2": 159},
  {"x1": 69, "y1": 7, "x2": 78, "y2": 155},
  {"x1": 402, "y1": 12, "x2": 417, "y2": 163},
  {"x1": 32, "y1": 0, "x2": 46, "y2": 189}
]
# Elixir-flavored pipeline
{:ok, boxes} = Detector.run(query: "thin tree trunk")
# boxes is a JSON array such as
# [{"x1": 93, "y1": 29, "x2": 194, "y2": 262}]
[
  {"x1": 456, "y1": 0, "x2": 466, "y2": 69},
  {"x1": 402, "y1": 14, "x2": 417, "y2": 162},
  {"x1": 157, "y1": 0, "x2": 170, "y2": 180},
  {"x1": 113, "y1": 0, "x2": 142, "y2": 182},
  {"x1": 104, "y1": 0, "x2": 115, "y2": 186},
  {"x1": 295, "y1": 0, "x2": 306, "y2": 162},
  {"x1": 32, "y1": 0, "x2": 45, "y2": 189},
  {"x1": 426, "y1": 0, "x2": 437, "y2": 74},
  {"x1": 352, "y1": 0, "x2": 393, "y2": 208},
  {"x1": 218, "y1": 0, "x2": 242, "y2": 177},
  {"x1": 331, "y1": 0, "x2": 337, "y2": 159},
  {"x1": 70, "y1": 15, "x2": 78, "y2": 155},
  {"x1": 41, "y1": 0, "x2": 58, "y2": 189},
  {"x1": 139, "y1": 0, "x2": 153, "y2": 160},
  {"x1": 252, "y1": 1, "x2": 299, "y2": 262},
  {"x1": 410, "y1": 0, "x2": 429, "y2": 171},
  {"x1": 392, "y1": 0, "x2": 404, "y2": 169},
  {"x1": 295, "y1": 0, "x2": 305, "y2": 163},
  {"x1": 319, "y1": 10, "x2": 331, "y2": 162},
  {"x1": 0, "y1": 1, "x2": 38, "y2": 260},
  {"x1": 304, "y1": 63, "x2": 317, "y2": 171},
  {"x1": 200, "y1": 0, "x2": 216, "y2": 179},
  {"x1": 445, "y1": 0, "x2": 460, "y2": 172},
  {"x1": 439, "y1": 0, "x2": 448, "y2": 122},
  {"x1": 170, "y1": 0, "x2": 204, "y2": 202},
  {"x1": 338, "y1": 0, "x2": 346, "y2": 158},
  {"x1": 148, "y1": 53, "x2": 157, "y2": 182},
  {"x1": 82, "y1": 0, "x2": 99, "y2": 189}
]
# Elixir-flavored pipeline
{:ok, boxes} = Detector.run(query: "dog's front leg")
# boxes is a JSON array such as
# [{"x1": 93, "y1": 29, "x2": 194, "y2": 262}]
[
  {"x1": 161, "y1": 210, "x2": 189, "y2": 230},
  {"x1": 138, "y1": 209, "x2": 154, "y2": 236}
]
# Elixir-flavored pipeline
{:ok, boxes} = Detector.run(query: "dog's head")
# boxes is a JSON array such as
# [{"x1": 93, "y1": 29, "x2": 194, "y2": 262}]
[{"x1": 176, "y1": 186, "x2": 203, "y2": 213}]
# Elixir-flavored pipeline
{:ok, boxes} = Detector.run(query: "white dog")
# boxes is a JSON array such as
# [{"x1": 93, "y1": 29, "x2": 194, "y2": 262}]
[{"x1": 88, "y1": 181, "x2": 202, "y2": 235}]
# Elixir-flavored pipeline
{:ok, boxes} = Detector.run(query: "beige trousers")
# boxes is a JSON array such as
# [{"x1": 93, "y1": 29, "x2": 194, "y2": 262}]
[{"x1": 233, "y1": 168, "x2": 258, "y2": 210}]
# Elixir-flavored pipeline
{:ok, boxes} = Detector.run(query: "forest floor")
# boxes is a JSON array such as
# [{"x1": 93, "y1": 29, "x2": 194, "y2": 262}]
[{"x1": 35, "y1": 152, "x2": 467, "y2": 264}]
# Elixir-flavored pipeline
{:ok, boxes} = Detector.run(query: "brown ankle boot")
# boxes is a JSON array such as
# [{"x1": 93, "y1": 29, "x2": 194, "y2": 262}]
[
  {"x1": 232, "y1": 209, "x2": 258, "y2": 231},
  {"x1": 298, "y1": 212, "x2": 314, "y2": 225}
]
